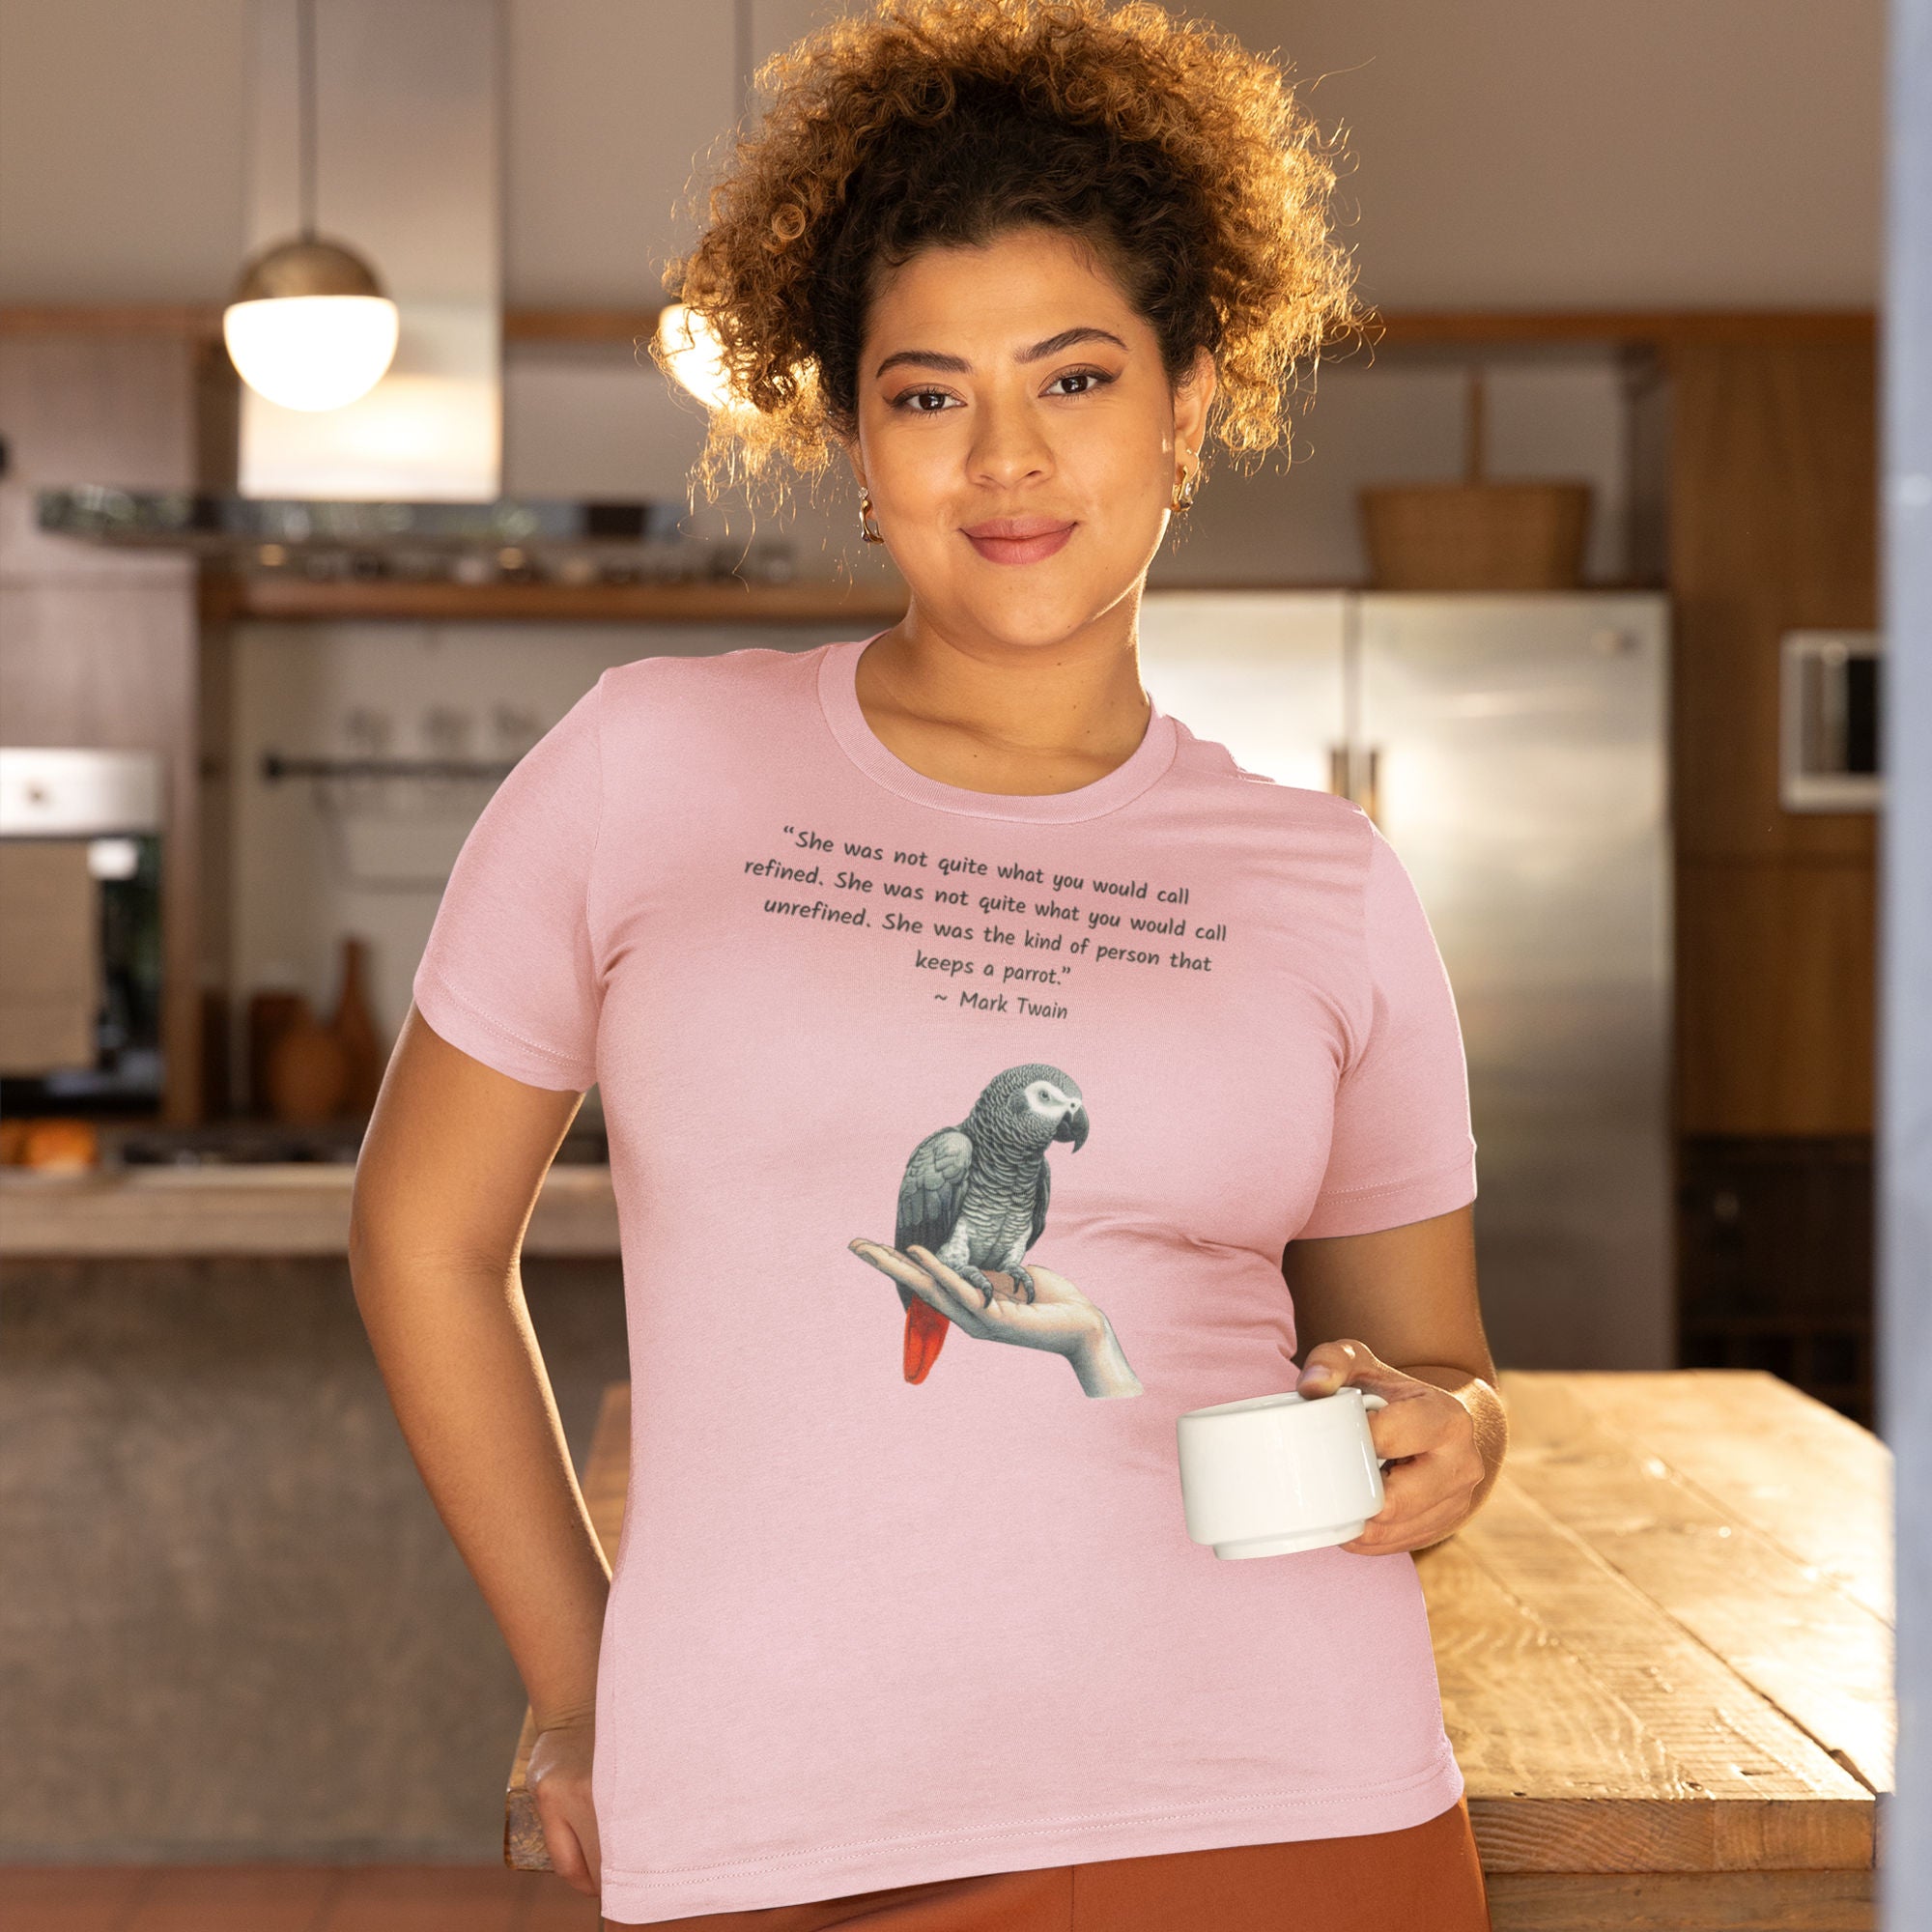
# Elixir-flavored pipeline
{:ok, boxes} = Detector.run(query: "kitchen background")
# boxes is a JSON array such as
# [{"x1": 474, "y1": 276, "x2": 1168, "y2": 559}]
[{"x1": 0, "y1": 0, "x2": 1888, "y2": 1878}]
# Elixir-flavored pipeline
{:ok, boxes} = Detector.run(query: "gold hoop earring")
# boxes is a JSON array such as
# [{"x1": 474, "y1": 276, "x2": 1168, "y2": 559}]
[
  {"x1": 859, "y1": 491, "x2": 885, "y2": 544},
  {"x1": 1172, "y1": 461, "x2": 1199, "y2": 515}
]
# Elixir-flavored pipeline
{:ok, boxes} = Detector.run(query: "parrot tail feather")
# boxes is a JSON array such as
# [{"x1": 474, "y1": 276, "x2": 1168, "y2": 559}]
[{"x1": 902, "y1": 1299, "x2": 950, "y2": 1383}]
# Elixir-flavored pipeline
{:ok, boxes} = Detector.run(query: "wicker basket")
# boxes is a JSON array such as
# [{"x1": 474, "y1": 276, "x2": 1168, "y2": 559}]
[
  {"x1": 1357, "y1": 366, "x2": 1594, "y2": 589},
  {"x1": 1359, "y1": 480, "x2": 1593, "y2": 590}
]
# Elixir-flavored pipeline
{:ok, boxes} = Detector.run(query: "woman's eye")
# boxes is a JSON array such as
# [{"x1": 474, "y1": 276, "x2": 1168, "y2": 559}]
[
  {"x1": 894, "y1": 388, "x2": 959, "y2": 412},
  {"x1": 1046, "y1": 368, "x2": 1115, "y2": 397}
]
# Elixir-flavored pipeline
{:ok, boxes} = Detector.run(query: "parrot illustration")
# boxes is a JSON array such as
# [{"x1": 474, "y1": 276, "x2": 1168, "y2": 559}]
[{"x1": 893, "y1": 1063, "x2": 1089, "y2": 1383}]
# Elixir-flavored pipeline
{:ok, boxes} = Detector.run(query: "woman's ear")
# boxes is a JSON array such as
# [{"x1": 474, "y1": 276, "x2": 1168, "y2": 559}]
[{"x1": 1172, "y1": 349, "x2": 1218, "y2": 468}]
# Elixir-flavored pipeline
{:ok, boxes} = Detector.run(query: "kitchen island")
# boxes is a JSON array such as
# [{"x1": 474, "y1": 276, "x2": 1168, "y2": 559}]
[
  {"x1": 0, "y1": 1159, "x2": 626, "y2": 1860},
  {"x1": 0, "y1": 1159, "x2": 619, "y2": 1258}
]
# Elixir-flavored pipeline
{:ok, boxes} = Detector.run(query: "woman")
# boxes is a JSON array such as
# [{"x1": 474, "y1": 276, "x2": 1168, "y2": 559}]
[{"x1": 350, "y1": 3, "x2": 1505, "y2": 1926}]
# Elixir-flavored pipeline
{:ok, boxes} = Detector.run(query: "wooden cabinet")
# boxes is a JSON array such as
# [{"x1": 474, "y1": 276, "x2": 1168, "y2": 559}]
[
  {"x1": 1667, "y1": 336, "x2": 1878, "y2": 865},
  {"x1": 1675, "y1": 858, "x2": 1876, "y2": 1135},
  {"x1": 1677, "y1": 1137, "x2": 1875, "y2": 1425},
  {"x1": 1666, "y1": 333, "x2": 1879, "y2": 1140},
  {"x1": 1665, "y1": 332, "x2": 1879, "y2": 1409}
]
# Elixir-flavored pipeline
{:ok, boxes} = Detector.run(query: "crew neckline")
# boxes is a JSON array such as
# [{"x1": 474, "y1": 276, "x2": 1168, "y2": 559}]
[{"x1": 817, "y1": 635, "x2": 1179, "y2": 823}]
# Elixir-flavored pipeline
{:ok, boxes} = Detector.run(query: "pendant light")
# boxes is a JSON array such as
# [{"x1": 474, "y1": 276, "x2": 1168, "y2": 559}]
[
  {"x1": 656, "y1": 0, "x2": 751, "y2": 409},
  {"x1": 655, "y1": 300, "x2": 734, "y2": 410},
  {"x1": 223, "y1": 0, "x2": 400, "y2": 412}
]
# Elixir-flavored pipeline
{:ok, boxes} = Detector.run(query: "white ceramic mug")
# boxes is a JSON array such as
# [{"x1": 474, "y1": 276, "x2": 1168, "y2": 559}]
[{"x1": 1176, "y1": 1386, "x2": 1392, "y2": 1558}]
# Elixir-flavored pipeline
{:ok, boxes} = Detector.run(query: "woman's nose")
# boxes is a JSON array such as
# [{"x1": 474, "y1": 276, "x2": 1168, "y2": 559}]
[{"x1": 967, "y1": 398, "x2": 1053, "y2": 489}]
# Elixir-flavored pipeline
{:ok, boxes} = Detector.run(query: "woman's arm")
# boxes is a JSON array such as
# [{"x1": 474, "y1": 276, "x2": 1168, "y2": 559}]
[
  {"x1": 1282, "y1": 1204, "x2": 1508, "y2": 1551},
  {"x1": 348, "y1": 1003, "x2": 611, "y2": 1889}
]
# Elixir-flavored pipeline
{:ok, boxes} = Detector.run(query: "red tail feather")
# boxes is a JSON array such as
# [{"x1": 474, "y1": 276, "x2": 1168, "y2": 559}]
[{"x1": 902, "y1": 1299, "x2": 950, "y2": 1383}]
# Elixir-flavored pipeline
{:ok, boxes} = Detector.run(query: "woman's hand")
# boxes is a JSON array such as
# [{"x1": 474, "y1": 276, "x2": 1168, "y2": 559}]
[
  {"x1": 526, "y1": 1715, "x2": 602, "y2": 1899},
  {"x1": 1294, "y1": 1338, "x2": 1486, "y2": 1555},
  {"x1": 848, "y1": 1239, "x2": 1143, "y2": 1397}
]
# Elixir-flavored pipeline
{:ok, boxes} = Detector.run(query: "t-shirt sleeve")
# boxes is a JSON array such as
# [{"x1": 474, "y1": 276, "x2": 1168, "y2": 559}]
[
  {"x1": 410, "y1": 673, "x2": 605, "y2": 1092},
  {"x1": 1295, "y1": 821, "x2": 1478, "y2": 1238}
]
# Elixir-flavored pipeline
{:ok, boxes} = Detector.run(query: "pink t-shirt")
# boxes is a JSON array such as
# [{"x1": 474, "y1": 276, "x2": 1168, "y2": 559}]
[{"x1": 412, "y1": 636, "x2": 1478, "y2": 1924}]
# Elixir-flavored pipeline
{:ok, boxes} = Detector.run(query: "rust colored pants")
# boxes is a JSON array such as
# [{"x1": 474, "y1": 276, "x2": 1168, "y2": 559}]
[{"x1": 604, "y1": 1794, "x2": 1491, "y2": 1931}]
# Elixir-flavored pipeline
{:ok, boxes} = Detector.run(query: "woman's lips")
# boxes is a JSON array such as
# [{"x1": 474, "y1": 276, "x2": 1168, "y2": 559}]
[{"x1": 960, "y1": 517, "x2": 1076, "y2": 566}]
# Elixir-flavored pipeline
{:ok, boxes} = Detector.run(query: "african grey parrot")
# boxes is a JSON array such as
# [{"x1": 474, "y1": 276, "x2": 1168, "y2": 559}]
[{"x1": 893, "y1": 1062, "x2": 1089, "y2": 1383}]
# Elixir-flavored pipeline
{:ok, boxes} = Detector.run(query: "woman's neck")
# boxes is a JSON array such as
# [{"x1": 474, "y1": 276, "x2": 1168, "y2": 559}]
[{"x1": 852, "y1": 607, "x2": 1153, "y2": 798}]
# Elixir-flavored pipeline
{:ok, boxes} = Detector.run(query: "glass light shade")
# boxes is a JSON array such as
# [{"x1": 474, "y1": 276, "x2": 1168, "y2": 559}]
[
  {"x1": 223, "y1": 294, "x2": 401, "y2": 412},
  {"x1": 655, "y1": 301, "x2": 734, "y2": 409}
]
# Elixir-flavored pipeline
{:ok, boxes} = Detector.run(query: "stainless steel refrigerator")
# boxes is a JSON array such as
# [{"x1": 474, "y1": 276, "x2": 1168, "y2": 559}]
[{"x1": 1137, "y1": 590, "x2": 1672, "y2": 1372}]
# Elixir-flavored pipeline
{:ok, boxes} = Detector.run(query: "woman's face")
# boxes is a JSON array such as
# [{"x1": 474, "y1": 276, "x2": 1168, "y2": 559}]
[{"x1": 846, "y1": 224, "x2": 1214, "y2": 655}]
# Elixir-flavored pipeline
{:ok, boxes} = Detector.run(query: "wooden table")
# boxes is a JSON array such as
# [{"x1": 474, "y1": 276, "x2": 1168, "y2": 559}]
[{"x1": 508, "y1": 1370, "x2": 1891, "y2": 1930}]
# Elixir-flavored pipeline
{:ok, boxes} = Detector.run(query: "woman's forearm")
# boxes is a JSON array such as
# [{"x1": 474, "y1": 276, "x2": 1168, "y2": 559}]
[{"x1": 350, "y1": 1240, "x2": 611, "y2": 1729}]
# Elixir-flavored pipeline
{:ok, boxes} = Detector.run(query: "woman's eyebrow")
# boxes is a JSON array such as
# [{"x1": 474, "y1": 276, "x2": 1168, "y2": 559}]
[
  {"x1": 1014, "y1": 327, "x2": 1126, "y2": 363},
  {"x1": 874, "y1": 349, "x2": 971, "y2": 377},
  {"x1": 872, "y1": 327, "x2": 1128, "y2": 380}
]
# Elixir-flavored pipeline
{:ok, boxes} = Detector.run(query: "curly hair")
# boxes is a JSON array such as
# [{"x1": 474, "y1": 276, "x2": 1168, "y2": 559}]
[{"x1": 661, "y1": 0, "x2": 1370, "y2": 503}]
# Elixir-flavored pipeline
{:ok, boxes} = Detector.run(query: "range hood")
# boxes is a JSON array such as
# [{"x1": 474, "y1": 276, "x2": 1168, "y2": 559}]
[
  {"x1": 34, "y1": 484, "x2": 700, "y2": 587},
  {"x1": 37, "y1": 487, "x2": 679, "y2": 559}
]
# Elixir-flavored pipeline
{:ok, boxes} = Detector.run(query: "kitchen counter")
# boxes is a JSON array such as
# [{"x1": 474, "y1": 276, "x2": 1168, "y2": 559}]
[
  {"x1": 2, "y1": 1231, "x2": 628, "y2": 1858},
  {"x1": 507, "y1": 1369, "x2": 1893, "y2": 1929},
  {"x1": 0, "y1": 1160, "x2": 620, "y2": 1257}
]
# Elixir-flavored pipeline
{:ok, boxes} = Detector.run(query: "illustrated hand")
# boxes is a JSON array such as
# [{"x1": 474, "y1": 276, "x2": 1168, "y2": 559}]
[
  {"x1": 1294, "y1": 1339, "x2": 1486, "y2": 1554},
  {"x1": 526, "y1": 1714, "x2": 601, "y2": 1899},
  {"x1": 848, "y1": 1239, "x2": 1143, "y2": 1397}
]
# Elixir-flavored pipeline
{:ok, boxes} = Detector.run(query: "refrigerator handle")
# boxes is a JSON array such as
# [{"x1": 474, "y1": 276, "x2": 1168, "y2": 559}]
[
  {"x1": 1328, "y1": 744, "x2": 1384, "y2": 829},
  {"x1": 1327, "y1": 743, "x2": 1350, "y2": 799}
]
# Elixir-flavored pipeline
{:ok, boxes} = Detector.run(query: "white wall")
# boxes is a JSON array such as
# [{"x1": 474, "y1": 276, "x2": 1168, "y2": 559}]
[
  {"x1": 0, "y1": 0, "x2": 1883, "y2": 309},
  {"x1": 0, "y1": 0, "x2": 252, "y2": 303},
  {"x1": 1205, "y1": 0, "x2": 1884, "y2": 309}
]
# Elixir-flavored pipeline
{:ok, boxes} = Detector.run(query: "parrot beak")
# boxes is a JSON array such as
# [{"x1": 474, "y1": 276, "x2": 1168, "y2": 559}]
[{"x1": 1060, "y1": 1104, "x2": 1089, "y2": 1151}]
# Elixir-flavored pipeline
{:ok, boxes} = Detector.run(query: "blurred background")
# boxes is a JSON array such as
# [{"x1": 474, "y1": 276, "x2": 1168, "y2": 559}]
[{"x1": 0, "y1": 0, "x2": 1896, "y2": 1918}]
